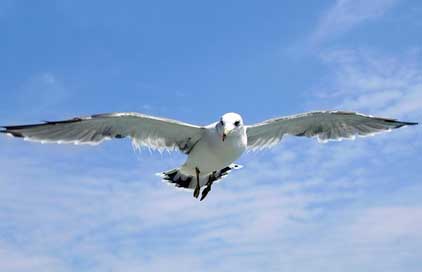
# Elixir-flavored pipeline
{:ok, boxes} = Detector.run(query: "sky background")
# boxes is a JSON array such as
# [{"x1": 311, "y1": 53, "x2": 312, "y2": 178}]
[{"x1": 0, "y1": 0, "x2": 422, "y2": 271}]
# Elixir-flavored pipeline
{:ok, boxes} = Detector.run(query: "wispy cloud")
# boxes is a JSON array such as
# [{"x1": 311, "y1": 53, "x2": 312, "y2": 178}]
[
  {"x1": 315, "y1": 48, "x2": 422, "y2": 120},
  {"x1": 311, "y1": 0, "x2": 398, "y2": 44},
  {"x1": 0, "y1": 244, "x2": 65, "y2": 272}
]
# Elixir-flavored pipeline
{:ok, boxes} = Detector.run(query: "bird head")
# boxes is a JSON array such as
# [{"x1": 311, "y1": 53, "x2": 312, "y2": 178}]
[{"x1": 217, "y1": 112, "x2": 244, "y2": 141}]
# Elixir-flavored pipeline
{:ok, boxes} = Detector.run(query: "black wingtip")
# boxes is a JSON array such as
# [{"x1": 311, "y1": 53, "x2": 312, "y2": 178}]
[
  {"x1": 398, "y1": 121, "x2": 418, "y2": 128},
  {"x1": 383, "y1": 119, "x2": 418, "y2": 128},
  {"x1": 0, "y1": 127, "x2": 24, "y2": 138}
]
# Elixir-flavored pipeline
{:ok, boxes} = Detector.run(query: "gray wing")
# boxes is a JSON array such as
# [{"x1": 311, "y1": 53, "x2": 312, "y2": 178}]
[
  {"x1": 1, "y1": 112, "x2": 204, "y2": 153},
  {"x1": 246, "y1": 111, "x2": 418, "y2": 151}
]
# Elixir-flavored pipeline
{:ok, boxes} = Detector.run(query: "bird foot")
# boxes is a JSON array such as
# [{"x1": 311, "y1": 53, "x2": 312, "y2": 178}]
[
  {"x1": 200, "y1": 172, "x2": 215, "y2": 201},
  {"x1": 193, "y1": 185, "x2": 200, "y2": 198},
  {"x1": 193, "y1": 167, "x2": 200, "y2": 198},
  {"x1": 200, "y1": 186, "x2": 211, "y2": 201}
]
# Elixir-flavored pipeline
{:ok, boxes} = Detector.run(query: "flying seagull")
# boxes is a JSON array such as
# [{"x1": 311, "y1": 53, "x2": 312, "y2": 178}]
[{"x1": 1, "y1": 111, "x2": 417, "y2": 200}]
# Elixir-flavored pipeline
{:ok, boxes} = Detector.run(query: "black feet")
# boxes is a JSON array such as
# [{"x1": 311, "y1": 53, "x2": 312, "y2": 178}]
[
  {"x1": 193, "y1": 167, "x2": 200, "y2": 198},
  {"x1": 200, "y1": 186, "x2": 211, "y2": 201},
  {"x1": 192, "y1": 169, "x2": 216, "y2": 201},
  {"x1": 193, "y1": 186, "x2": 200, "y2": 198},
  {"x1": 200, "y1": 172, "x2": 215, "y2": 201}
]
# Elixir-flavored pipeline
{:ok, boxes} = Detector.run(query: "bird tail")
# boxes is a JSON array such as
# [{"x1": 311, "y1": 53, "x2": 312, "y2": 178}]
[
  {"x1": 159, "y1": 168, "x2": 194, "y2": 189},
  {"x1": 158, "y1": 164, "x2": 243, "y2": 190}
]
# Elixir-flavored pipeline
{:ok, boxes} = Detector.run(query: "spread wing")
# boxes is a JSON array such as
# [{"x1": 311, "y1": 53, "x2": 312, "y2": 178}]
[
  {"x1": 1, "y1": 112, "x2": 204, "y2": 153},
  {"x1": 246, "y1": 111, "x2": 418, "y2": 151}
]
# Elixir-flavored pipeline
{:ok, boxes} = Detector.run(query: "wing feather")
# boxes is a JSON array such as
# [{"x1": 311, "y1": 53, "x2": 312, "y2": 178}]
[
  {"x1": 1, "y1": 112, "x2": 204, "y2": 153},
  {"x1": 246, "y1": 111, "x2": 417, "y2": 151}
]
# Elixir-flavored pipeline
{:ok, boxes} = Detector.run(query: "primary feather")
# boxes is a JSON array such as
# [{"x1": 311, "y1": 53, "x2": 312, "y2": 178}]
[
  {"x1": 246, "y1": 111, "x2": 418, "y2": 151},
  {"x1": 1, "y1": 112, "x2": 204, "y2": 153}
]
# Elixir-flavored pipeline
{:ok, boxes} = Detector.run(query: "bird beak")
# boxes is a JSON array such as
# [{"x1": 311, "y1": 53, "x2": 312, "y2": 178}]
[{"x1": 222, "y1": 128, "x2": 231, "y2": 142}]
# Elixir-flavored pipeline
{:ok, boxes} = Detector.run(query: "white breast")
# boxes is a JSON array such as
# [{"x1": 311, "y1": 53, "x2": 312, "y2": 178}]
[{"x1": 182, "y1": 126, "x2": 247, "y2": 175}]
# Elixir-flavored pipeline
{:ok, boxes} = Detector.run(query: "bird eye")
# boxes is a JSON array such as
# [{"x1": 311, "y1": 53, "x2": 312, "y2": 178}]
[{"x1": 234, "y1": 121, "x2": 240, "y2": 127}]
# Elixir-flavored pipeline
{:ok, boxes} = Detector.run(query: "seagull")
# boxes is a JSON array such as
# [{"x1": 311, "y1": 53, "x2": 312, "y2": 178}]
[{"x1": 1, "y1": 111, "x2": 417, "y2": 200}]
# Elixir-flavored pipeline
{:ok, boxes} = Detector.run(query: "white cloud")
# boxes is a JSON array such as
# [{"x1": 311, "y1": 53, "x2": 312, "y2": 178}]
[
  {"x1": 347, "y1": 207, "x2": 422, "y2": 243},
  {"x1": 312, "y1": 0, "x2": 398, "y2": 43},
  {"x1": 315, "y1": 48, "x2": 422, "y2": 120},
  {"x1": 0, "y1": 243, "x2": 65, "y2": 272}
]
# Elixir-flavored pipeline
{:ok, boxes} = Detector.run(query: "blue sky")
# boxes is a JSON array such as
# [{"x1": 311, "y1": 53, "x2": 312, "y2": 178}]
[{"x1": 0, "y1": 0, "x2": 421, "y2": 271}]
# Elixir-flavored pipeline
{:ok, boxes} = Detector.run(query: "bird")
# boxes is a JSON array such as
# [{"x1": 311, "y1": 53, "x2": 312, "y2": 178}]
[{"x1": 1, "y1": 111, "x2": 418, "y2": 200}]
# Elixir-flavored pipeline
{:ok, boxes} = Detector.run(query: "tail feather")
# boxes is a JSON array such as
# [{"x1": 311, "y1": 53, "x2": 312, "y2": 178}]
[
  {"x1": 159, "y1": 164, "x2": 243, "y2": 190},
  {"x1": 160, "y1": 168, "x2": 193, "y2": 189}
]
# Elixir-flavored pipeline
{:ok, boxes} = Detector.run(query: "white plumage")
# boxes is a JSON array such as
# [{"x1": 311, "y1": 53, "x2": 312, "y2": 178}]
[{"x1": 1, "y1": 111, "x2": 417, "y2": 200}]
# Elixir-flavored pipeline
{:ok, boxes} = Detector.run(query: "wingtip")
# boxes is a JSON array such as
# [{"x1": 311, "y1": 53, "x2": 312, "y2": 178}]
[
  {"x1": 399, "y1": 121, "x2": 418, "y2": 127},
  {"x1": 383, "y1": 118, "x2": 418, "y2": 126},
  {"x1": 0, "y1": 127, "x2": 24, "y2": 138},
  {"x1": 386, "y1": 120, "x2": 418, "y2": 128}
]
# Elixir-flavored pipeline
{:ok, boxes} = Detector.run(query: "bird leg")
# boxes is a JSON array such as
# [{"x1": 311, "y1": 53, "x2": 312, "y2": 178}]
[
  {"x1": 193, "y1": 167, "x2": 201, "y2": 198},
  {"x1": 200, "y1": 172, "x2": 215, "y2": 201}
]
